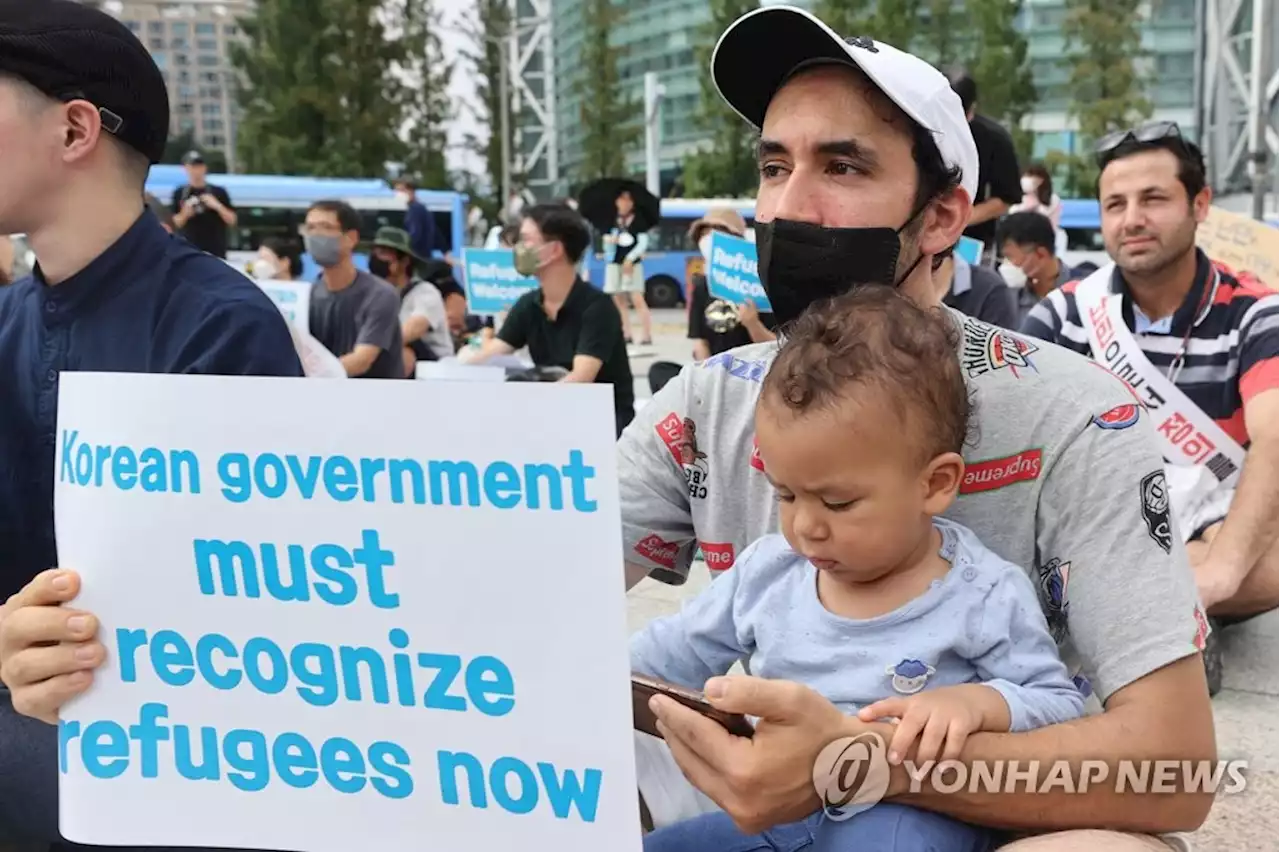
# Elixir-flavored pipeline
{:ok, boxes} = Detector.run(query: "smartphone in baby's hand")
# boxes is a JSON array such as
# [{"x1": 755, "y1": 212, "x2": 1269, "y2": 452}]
[{"x1": 632, "y1": 673, "x2": 755, "y2": 739}]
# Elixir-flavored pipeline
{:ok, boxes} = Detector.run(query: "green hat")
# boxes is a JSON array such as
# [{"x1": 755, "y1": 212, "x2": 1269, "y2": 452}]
[{"x1": 372, "y1": 226, "x2": 420, "y2": 261}]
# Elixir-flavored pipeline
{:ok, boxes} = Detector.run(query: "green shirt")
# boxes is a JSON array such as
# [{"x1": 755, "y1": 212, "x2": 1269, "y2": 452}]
[{"x1": 498, "y1": 278, "x2": 635, "y2": 425}]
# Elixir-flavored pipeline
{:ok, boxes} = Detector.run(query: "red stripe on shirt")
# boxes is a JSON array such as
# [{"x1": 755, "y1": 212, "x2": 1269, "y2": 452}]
[
  {"x1": 1215, "y1": 407, "x2": 1249, "y2": 447},
  {"x1": 1240, "y1": 357, "x2": 1279, "y2": 405},
  {"x1": 1212, "y1": 262, "x2": 1273, "y2": 304}
]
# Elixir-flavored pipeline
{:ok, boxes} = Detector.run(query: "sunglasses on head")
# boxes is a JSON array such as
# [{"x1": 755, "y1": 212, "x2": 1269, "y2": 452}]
[{"x1": 1094, "y1": 121, "x2": 1186, "y2": 166}]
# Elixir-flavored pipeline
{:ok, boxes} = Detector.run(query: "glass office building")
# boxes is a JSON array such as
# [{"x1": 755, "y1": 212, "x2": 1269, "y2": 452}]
[
  {"x1": 1021, "y1": 0, "x2": 1198, "y2": 158},
  {"x1": 552, "y1": 0, "x2": 711, "y2": 191},
  {"x1": 552, "y1": 0, "x2": 1199, "y2": 186}
]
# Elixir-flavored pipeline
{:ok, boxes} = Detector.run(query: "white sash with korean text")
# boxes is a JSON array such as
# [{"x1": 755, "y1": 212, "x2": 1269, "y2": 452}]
[
  {"x1": 1075, "y1": 263, "x2": 1244, "y2": 537},
  {"x1": 1076, "y1": 264, "x2": 1245, "y2": 488}
]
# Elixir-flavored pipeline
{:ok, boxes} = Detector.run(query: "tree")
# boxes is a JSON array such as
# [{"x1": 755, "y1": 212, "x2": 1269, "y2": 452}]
[
  {"x1": 1056, "y1": 0, "x2": 1151, "y2": 196},
  {"x1": 390, "y1": 0, "x2": 454, "y2": 190},
  {"x1": 230, "y1": 0, "x2": 405, "y2": 176},
  {"x1": 574, "y1": 0, "x2": 640, "y2": 182},
  {"x1": 816, "y1": 0, "x2": 918, "y2": 52},
  {"x1": 869, "y1": 0, "x2": 924, "y2": 53},
  {"x1": 813, "y1": 0, "x2": 874, "y2": 41},
  {"x1": 919, "y1": 0, "x2": 962, "y2": 66},
  {"x1": 458, "y1": 0, "x2": 511, "y2": 219},
  {"x1": 966, "y1": 0, "x2": 1037, "y2": 156},
  {"x1": 811, "y1": 0, "x2": 1035, "y2": 131},
  {"x1": 680, "y1": 0, "x2": 760, "y2": 198}
]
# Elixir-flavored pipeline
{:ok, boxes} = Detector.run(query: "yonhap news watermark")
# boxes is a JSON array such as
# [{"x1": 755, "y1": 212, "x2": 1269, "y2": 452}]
[{"x1": 814, "y1": 732, "x2": 1249, "y2": 819}]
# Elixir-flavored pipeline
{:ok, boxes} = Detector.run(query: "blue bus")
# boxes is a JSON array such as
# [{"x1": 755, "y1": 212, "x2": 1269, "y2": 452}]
[{"x1": 143, "y1": 165, "x2": 469, "y2": 279}]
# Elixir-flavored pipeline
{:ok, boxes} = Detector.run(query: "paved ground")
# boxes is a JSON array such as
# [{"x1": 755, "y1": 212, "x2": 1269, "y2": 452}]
[{"x1": 622, "y1": 308, "x2": 1278, "y2": 851}]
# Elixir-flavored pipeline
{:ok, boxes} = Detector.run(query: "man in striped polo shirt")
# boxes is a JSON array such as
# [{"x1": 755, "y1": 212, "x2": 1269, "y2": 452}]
[{"x1": 1022, "y1": 123, "x2": 1278, "y2": 694}]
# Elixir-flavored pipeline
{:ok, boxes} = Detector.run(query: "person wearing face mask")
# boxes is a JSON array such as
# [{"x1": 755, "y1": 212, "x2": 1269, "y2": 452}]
[
  {"x1": 934, "y1": 242, "x2": 1018, "y2": 328},
  {"x1": 304, "y1": 200, "x2": 405, "y2": 378},
  {"x1": 250, "y1": 237, "x2": 348, "y2": 379},
  {"x1": 616, "y1": 8, "x2": 1212, "y2": 849},
  {"x1": 253, "y1": 235, "x2": 302, "y2": 281},
  {"x1": 368, "y1": 226, "x2": 453, "y2": 375},
  {"x1": 392, "y1": 177, "x2": 443, "y2": 262},
  {"x1": 467, "y1": 203, "x2": 635, "y2": 436},
  {"x1": 997, "y1": 211, "x2": 1084, "y2": 325},
  {"x1": 1011, "y1": 163, "x2": 1062, "y2": 228},
  {"x1": 1011, "y1": 162, "x2": 1067, "y2": 256}
]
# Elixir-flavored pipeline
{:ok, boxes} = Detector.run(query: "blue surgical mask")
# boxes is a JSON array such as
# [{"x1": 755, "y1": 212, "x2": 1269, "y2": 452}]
[{"x1": 305, "y1": 234, "x2": 342, "y2": 268}]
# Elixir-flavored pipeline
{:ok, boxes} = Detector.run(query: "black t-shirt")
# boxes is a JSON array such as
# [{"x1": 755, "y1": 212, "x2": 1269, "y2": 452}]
[
  {"x1": 963, "y1": 114, "x2": 1022, "y2": 249},
  {"x1": 171, "y1": 183, "x2": 234, "y2": 258},
  {"x1": 498, "y1": 279, "x2": 635, "y2": 425},
  {"x1": 687, "y1": 274, "x2": 777, "y2": 355},
  {"x1": 309, "y1": 271, "x2": 405, "y2": 378}
]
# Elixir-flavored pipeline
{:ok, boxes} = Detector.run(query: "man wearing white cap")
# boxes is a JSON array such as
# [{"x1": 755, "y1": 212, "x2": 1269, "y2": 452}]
[{"x1": 618, "y1": 6, "x2": 1213, "y2": 852}]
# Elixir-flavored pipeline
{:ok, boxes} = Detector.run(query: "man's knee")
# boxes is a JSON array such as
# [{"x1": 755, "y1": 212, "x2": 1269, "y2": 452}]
[{"x1": 1000, "y1": 830, "x2": 1174, "y2": 851}]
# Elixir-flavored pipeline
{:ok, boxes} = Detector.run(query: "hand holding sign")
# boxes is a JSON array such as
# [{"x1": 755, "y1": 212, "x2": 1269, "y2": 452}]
[
  {"x1": 707, "y1": 231, "x2": 771, "y2": 311},
  {"x1": 52, "y1": 373, "x2": 640, "y2": 851},
  {"x1": 0, "y1": 568, "x2": 104, "y2": 725}
]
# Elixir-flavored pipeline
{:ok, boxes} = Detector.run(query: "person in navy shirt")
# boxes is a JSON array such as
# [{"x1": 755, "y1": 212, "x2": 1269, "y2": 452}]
[
  {"x1": 0, "y1": 1, "x2": 300, "y2": 846},
  {"x1": 392, "y1": 176, "x2": 440, "y2": 260}
]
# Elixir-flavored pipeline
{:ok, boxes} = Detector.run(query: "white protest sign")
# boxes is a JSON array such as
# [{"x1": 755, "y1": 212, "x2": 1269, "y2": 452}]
[
  {"x1": 416, "y1": 361, "x2": 507, "y2": 382},
  {"x1": 256, "y1": 279, "x2": 312, "y2": 335},
  {"x1": 54, "y1": 373, "x2": 640, "y2": 852}
]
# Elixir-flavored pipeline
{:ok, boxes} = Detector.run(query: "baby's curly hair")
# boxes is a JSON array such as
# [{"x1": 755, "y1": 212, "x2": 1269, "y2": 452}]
[{"x1": 761, "y1": 287, "x2": 971, "y2": 463}]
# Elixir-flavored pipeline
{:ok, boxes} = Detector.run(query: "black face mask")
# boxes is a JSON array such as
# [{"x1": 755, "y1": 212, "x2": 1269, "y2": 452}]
[
  {"x1": 367, "y1": 255, "x2": 393, "y2": 281},
  {"x1": 753, "y1": 213, "x2": 927, "y2": 327}
]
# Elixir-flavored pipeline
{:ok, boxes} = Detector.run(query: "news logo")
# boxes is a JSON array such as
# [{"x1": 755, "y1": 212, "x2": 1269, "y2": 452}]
[{"x1": 811, "y1": 732, "x2": 891, "y2": 820}]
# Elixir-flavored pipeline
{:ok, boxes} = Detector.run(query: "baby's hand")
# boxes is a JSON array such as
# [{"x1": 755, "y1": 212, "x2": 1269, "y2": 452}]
[{"x1": 857, "y1": 684, "x2": 1009, "y2": 766}]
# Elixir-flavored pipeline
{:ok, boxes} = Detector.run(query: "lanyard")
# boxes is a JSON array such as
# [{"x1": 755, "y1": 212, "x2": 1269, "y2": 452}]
[{"x1": 1160, "y1": 267, "x2": 1220, "y2": 384}]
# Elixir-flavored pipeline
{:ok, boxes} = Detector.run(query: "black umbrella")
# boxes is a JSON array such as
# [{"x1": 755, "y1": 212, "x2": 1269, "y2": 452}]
[{"x1": 577, "y1": 178, "x2": 661, "y2": 233}]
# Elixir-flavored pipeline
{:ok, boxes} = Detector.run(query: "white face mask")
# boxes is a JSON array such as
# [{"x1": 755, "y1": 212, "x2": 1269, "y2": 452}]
[
  {"x1": 698, "y1": 233, "x2": 712, "y2": 261},
  {"x1": 251, "y1": 257, "x2": 278, "y2": 279},
  {"x1": 1021, "y1": 176, "x2": 1041, "y2": 195},
  {"x1": 999, "y1": 261, "x2": 1028, "y2": 289}
]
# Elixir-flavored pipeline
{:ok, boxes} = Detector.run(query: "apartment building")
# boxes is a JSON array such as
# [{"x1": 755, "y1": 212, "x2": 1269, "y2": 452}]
[{"x1": 95, "y1": 0, "x2": 250, "y2": 168}]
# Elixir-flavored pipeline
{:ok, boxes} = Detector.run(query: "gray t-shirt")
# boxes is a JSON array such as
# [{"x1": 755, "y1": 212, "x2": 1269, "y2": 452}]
[
  {"x1": 399, "y1": 278, "x2": 453, "y2": 361},
  {"x1": 632, "y1": 518, "x2": 1086, "y2": 732},
  {"x1": 618, "y1": 307, "x2": 1207, "y2": 707},
  {"x1": 309, "y1": 271, "x2": 404, "y2": 378}
]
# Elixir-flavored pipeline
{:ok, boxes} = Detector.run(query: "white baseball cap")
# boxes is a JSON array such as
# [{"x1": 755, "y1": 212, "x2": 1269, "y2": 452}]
[{"x1": 711, "y1": 4, "x2": 979, "y2": 204}]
